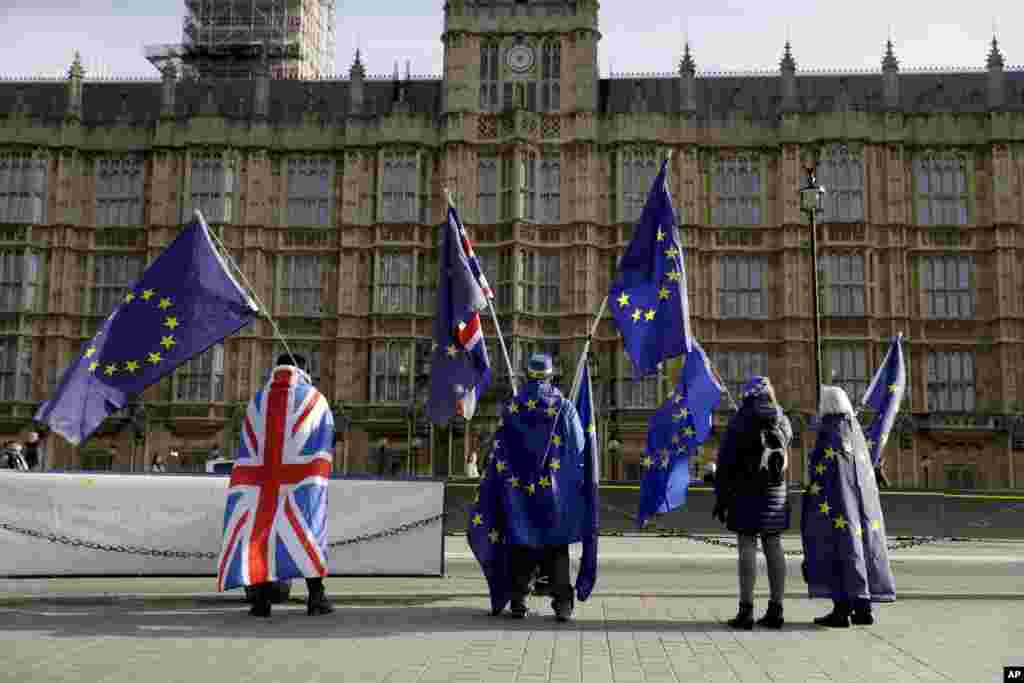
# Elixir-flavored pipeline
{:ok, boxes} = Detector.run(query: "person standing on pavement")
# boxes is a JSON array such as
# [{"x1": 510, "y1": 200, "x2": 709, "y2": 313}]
[
  {"x1": 151, "y1": 454, "x2": 167, "y2": 473},
  {"x1": 24, "y1": 432, "x2": 44, "y2": 471},
  {"x1": 217, "y1": 354, "x2": 335, "y2": 618},
  {"x1": 465, "y1": 451, "x2": 480, "y2": 478},
  {"x1": 801, "y1": 385, "x2": 896, "y2": 628},
  {"x1": 713, "y1": 376, "x2": 793, "y2": 630},
  {"x1": 2, "y1": 441, "x2": 28, "y2": 470}
]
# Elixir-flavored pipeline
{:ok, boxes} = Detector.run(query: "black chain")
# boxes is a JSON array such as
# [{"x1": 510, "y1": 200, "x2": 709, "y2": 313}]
[{"x1": 1, "y1": 513, "x2": 447, "y2": 560}]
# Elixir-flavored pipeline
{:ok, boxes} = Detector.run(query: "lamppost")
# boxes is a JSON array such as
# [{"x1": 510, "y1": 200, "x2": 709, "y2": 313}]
[
  {"x1": 401, "y1": 353, "x2": 431, "y2": 478},
  {"x1": 800, "y1": 168, "x2": 827, "y2": 410},
  {"x1": 606, "y1": 435, "x2": 622, "y2": 481},
  {"x1": 128, "y1": 402, "x2": 147, "y2": 473}
]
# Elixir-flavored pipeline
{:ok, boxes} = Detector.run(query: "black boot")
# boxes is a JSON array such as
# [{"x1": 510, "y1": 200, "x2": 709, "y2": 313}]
[
  {"x1": 306, "y1": 578, "x2": 334, "y2": 616},
  {"x1": 851, "y1": 600, "x2": 874, "y2": 626},
  {"x1": 248, "y1": 583, "x2": 271, "y2": 618},
  {"x1": 814, "y1": 601, "x2": 850, "y2": 628},
  {"x1": 552, "y1": 594, "x2": 574, "y2": 623},
  {"x1": 756, "y1": 601, "x2": 784, "y2": 629},
  {"x1": 508, "y1": 598, "x2": 529, "y2": 619},
  {"x1": 728, "y1": 602, "x2": 754, "y2": 630}
]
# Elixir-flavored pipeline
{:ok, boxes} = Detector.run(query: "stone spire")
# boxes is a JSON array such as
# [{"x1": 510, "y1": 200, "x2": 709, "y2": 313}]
[
  {"x1": 987, "y1": 35, "x2": 1005, "y2": 110},
  {"x1": 65, "y1": 51, "x2": 85, "y2": 120},
  {"x1": 348, "y1": 49, "x2": 366, "y2": 115},
  {"x1": 678, "y1": 42, "x2": 697, "y2": 114},
  {"x1": 882, "y1": 39, "x2": 900, "y2": 111},
  {"x1": 779, "y1": 41, "x2": 797, "y2": 113}
]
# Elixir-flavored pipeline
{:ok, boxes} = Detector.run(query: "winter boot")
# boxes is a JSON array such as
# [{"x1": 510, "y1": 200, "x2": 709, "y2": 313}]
[
  {"x1": 508, "y1": 599, "x2": 529, "y2": 619},
  {"x1": 814, "y1": 601, "x2": 851, "y2": 628},
  {"x1": 306, "y1": 579, "x2": 335, "y2": 616},
  {"x1": 727, "y1": 602, "x2": 754, "y2": 630},
  {"x1": 756, "y1": 601, "x2": 784, "y2": 629},
  {"x1": 851, "y1": 600, "x2": 874, "y2": 626}
]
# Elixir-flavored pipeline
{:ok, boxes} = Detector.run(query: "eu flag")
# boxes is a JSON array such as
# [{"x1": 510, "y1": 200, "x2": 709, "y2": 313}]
[
  {"x1": 426, "y1": 204, "x2": 492, "y2": 424},
  {"x1": 637, "y1": 342, "x2": 722, "y2": 527},
  {"x1": 573, "y1": 360, "x2": 600, "y2": 602},
  {"x1": 861, "y1": 334, "x2": 906, "y2": 467},
  {"x1": 609, "y1": 158, "x2": 693, "y2": 377},
  {"x1": 36, "y1": 212, "x2": 259, "y2": 445}
]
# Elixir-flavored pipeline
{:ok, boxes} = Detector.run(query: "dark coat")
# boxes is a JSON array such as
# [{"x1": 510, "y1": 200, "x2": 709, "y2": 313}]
[{"x1": 714, "y1": 395, "x2": 793, "y2": 535}]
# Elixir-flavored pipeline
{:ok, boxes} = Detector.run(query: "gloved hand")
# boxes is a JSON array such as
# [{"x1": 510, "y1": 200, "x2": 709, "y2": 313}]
[{"x1": 712, "y1": 500, "x2": 728, "y2": 525}]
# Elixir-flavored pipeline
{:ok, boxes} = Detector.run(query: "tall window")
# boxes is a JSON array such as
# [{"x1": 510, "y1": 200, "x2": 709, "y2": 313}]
[
  {"x1": 92, "y1": 254, "x2": 144, "y2": 316},
  {"x1": 620, "y1": 148, "x2": 658, "y2": 223},
  {"x1": 817, "y1": 145, "x2": 864, "y2": 222},
  {"x1": 826, "y1": 345, "x2": 868, "y2": 402},
  {"x1": 278, "y1": 254, "x2": 324, "y2": 316},
  {"x1": 175, "y1": 344, "x2": 224, "y2": 402},
  {"x1": 0, "y1": 153, "x2": 47, "y2": 224},
  {"x1": 617, "y1": 351, "x2": 659, "y2": 409},
  {"x1": 372, "y1": 341, "x2": 411, "y2": 403},
  {"x1": 96, "y1": 156, "x2": 144, "y2": 227},
  {"x1": 0, "y1": 337, "x2": 31, "y2": 401},
  {"x1": 537, "y1": 153, "x2": 560, "y2": 223},
  {"x1": 521, "y1": 250, "x2": 559, "y2": 314},
  {"x1": 375, "y1": 252, "x2": 414, "y2": 313},
  {"x1": 189, "y1": 155, "x2": 234, "y2": 224},
  {"x1": 287, "y1": 157, "x2": 333, "y2": 227},
  {"x1": 479, "y1": 41, "x2": 500, "y2": 112},
  {"x1": 477, "y1": 248, "x2": 513, "y2": 312},
  {"x1": 713, "y1": 156, "x2": 761, "y2": 226},
  {"x1": 522, "y1": 151, "x2": 537, "y2": 222},
  {"x1": 381, "y1": 151, "x2": 418, "y2": 223},
  {"x1": 927, "y1": 351, "x2": 975, "y2": 412},
  {"x1": 273, "y1": 342, "x2": 321, "y2": 386},
  {"x1": 711, "y1": 350, "x2": 767, "y2": 402},
  {"x1": 415, "y1": 250, "x2": 438, "y2": 314},
  {"x1": 0, "y1": 250, "x2": 41, "y2": 312},
  {"x1": 921, "y1": 255, "x2": 974, "y2": 319},
  {"x1": 819, "y1": 253, "x2": 865, "y2": 317},
  {"x1": 719, "y1": 255, "x2": 768, "y2": 319},
  {"x1": 540, "y1": 40, "x2": 561, "y2": 112},
  {"x1": 915, "y1": 154, "x2": 968, "y2": 226},
  {"x1": 478, "y1": 155, "x2": 499, "y2": 224}
]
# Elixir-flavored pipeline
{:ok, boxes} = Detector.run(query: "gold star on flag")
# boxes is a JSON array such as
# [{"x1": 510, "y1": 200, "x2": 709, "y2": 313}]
[
  {"x1": 667, "y1": 270, "x2": 681, "y2": 282},
  {"x1": 852, "y1": 525, "x2": 863, "y2": 538},
  {"x1": 488, "y1": 529, "x2": 500, "y2": 544},
  {"x1": 546, "y1": 405, "x2": 558, "y2": 417},
  {"x1": 84, "y1": 347, "x2": 97, "y2": 358},
  {"x1": 888, "y1": 382, "x2": 899, "y2": 392},
  {"x1": 679, "y1": 408, "x2": 690, "y2": 418},
  {"x1": 539, "y1": 476, "x2": 551, "y2": 488},
  {"x1": 587, "y1": 423, "x2": 596, "y2": 435},
  {"x1": 447, "y1": 345, "x2": 458, "y2": 358},
  {"x1": 495, "y1": 460, "x2": 506, "y2": 473},
  {"x1": 658, "y1": 287, "x2": 670, "y2": 300},
  {"x1": 551, "y1": 435, "x2": 561, "y2": 447},
  {"x1": 809, "y1": 482, "x2": 822, "y2": 496},
  {"x1": 472, "y1": 513, "x2": 483, "y2": 526},
  {"x1": 509, "y1": 476, "x2": 520, "y2": 488},
  {"x1": 665, "y1": 247, "x2": 679, "y2": 259},
  {"x1": 617, "y1": 292, "x2": 630, "y2": 308},
  {"x1": 525, "y1": 483, "x2": 535, "y2": 496},
  {"x1": 163, "y1": 316, "x2": 179, "y2": 330},
  {"x1": 667, "y1": 391, "x2": 677, "y2": 402},
  {"x1": 644, "y1": 309, "x2": 656, "y2": 321},
  {"x1": 815, "y1": 463, "x2": 826, "y2": 475},
  {"x1": 147, "y1": 352, "x2": 162, "y2": 365},
  {"x1": 124, "y1": 292, "x2": 135, "y2": 303},
  {"x1": 160, "y1": 335, "x2": 176, "y2": 350},
  {"x1": 526, "y1": 399, "x2": 537, "y2": 410},
  {"x1": 673, "y1": 410, "x2": 685, "y2": 422},
  {"x1": 141, "y1": 289, "x2": 155, "y2": 301},
  {"x1": 671, "y1": 434, "x2": 680, "y2": 445},
  {"x1": 824, "y1": 447, "x2": 837, "y2": 460},
  {"x1": 833, "y1": 515, "x2": 848, "y2": 530},
  {"x1": 158, "y1": 297, "x2": 172, "y2": 310},
  {"x1": 819, "y1": 501, "x2": 831, "y2": 515},
  {"x1": 104, "y1": 363, "x2": 117, "y2": 376},
  {"x1": 550, "y1": 458, "x2": 561, "y2": 471},
  {"x1": 88, "y1": 361, "x2": 99, "y2": 373},
  {"x1": 656, "y1": 228, "x2": 665, "y2": 242},
  {"x1": 683, "y1": 426, "x2": 695, "y2": 437},
  {"x1": 124, "y1": 360, "x2": 140, "y2": 373},
  {"x1": 508, "y1": 402, "x2": 519, "y2": 414},
  {"x1": 632, "y1": 308, "x2": 642, "y2": 323},
  {"x1": 870, "y1": 519, "x2": 882, "y2": 531},
  {"x1": 642, "y1": 455, "x2": 654, "y2": 469}
]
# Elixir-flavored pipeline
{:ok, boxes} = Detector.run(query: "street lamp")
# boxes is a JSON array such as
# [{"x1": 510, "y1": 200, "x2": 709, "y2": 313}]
[{"x1": 800, "y1": 168, "x2": 827, "y2": 410}]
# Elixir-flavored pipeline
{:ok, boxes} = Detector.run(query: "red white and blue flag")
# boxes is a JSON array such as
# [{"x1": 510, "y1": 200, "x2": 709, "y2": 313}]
[
  {"x1": 449, "y1": 205, "x2": 494, "y2": 299},
  {"x1": 217, "y1": 366, "x2": 335, "y2": 591}
]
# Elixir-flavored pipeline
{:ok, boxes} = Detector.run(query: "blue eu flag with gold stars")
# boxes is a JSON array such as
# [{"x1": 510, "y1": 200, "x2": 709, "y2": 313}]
[
  {"x1": 609, "y1": 158, "x2": 693, "y2": 377},
  {"x1": 36, "y1": 212, "x2": 259, "y2": 445},
  {"x1": 637, "y1": 342, "x2": 722, "y2": 527},
  {"x1": 861, "y1": 334, "x2": 906, "y2": 467}
]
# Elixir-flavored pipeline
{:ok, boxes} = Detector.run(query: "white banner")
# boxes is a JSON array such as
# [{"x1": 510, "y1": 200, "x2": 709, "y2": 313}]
[{"x1": 0, "y1": 472, "x2": 445, "y2": 579}]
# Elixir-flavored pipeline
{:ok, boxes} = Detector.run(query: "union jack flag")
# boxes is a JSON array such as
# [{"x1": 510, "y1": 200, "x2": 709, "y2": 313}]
[
  {"x1": 448, "y1": 205, "x2": 494, "y2": 299},
  {"x1": 217, "y1": 366, "x2": 334, "y2": 591}
]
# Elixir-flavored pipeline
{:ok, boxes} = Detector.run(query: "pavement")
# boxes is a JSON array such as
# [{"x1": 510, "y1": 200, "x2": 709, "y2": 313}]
[{"x1": 1, "y1": 537, "x2": 1022, "y2": 682}]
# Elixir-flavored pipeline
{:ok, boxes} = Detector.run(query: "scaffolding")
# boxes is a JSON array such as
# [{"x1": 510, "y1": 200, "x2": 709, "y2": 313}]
[{"x1": 145, "y1": 0, "x2": 336, "y2": 80}]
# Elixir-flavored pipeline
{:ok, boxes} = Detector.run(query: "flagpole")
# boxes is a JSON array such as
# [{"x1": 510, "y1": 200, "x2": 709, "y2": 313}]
[{"x1": 443, "y1": 187, "x2": 517, "y2": 394}]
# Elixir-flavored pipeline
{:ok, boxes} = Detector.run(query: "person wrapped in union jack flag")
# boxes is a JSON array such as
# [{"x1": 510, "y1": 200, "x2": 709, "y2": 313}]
[{"x1": 216, "y1": 353, "x2": 335, "y2": 618}]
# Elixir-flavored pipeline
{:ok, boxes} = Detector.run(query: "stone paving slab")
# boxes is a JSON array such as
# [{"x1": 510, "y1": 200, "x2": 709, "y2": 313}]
[{"x1": 0, "y1": 596, "x2": 1021, "y2": 682}]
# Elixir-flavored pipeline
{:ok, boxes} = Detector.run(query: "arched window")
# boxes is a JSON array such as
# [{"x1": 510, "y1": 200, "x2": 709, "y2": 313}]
[
  {"x1": 817, "y1": 144, "x2": 864, "y2": 222},
  {"x1": 479, "y1": 41, "x2": 500, "y2": 112},
  {"x1": 540, "y1": 40, "x2": 560, "y2": 112}
]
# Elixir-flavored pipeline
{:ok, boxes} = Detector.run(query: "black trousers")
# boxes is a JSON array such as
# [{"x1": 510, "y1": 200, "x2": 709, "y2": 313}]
[
  {"x1": 509, "y1": 544, "x2": 572, "y2": 606},
  {"x1": 252, "y1": 577, "x2": 324, "y2": 604}
]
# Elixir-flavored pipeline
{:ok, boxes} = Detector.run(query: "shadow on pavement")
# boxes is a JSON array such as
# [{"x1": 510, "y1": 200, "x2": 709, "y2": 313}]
[{"x1": 0, "y1": 603, "x2": 825, "y2": 639}]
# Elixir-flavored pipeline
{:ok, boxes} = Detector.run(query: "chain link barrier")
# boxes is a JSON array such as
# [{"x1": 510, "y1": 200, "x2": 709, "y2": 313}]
[{"x1": 0, "y1": 513, "x2": 446, "y2": 561}]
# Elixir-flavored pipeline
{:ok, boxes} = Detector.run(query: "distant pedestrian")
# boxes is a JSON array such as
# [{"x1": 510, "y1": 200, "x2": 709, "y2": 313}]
[
  {"x1": 24, "y1": 432, "x2": 44, "y2": 471},
  {"x1": 465, "y1": 451, "x2": 480, "y2": 478},
  {"x1": 375, "y1": 438, "x2": 393, "y2": 478},
  {"x1": 713, "y1": 376, "x2": 792, "y2": 630},
  {"x1": 151, "y1": 454, "x2": 167, "y2": 473},
  {"x1": 2, "y1": 442, "x2": 28, "y2": 470}
]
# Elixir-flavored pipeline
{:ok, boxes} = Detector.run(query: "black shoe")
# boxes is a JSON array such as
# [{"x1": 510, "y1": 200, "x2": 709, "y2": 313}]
[
  {"x1": 508, "y1": 600, "x2": 529, "y2": 619},
  {"x1": 249, "y1": 601, "x2": 271, "y2": 618},
  {"x1": 851, "y1": 607, "x2": 874, "y2": 626},
  {"x1": 814, "y1": 610, "x2": 850, "y2": 628},
  {"x1": 553, "y1": 599, "x2": 574, "y2": 623},
  {"x1": 756, "y1": 601, "x2": 784, "y2": 629},
  {"x1": 307, "y1": 588, "x2": 335, "y2": 616},
  {"x1": 533, "y1": 577, "x2": 553, "y2": 596},
  {"x1": 728, "y1": 602, "x2": 754, "y2": 630}
]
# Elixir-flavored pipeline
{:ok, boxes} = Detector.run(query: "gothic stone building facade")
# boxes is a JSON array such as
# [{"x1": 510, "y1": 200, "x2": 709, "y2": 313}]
[{"x1": 0, "y1": 0, "x2": 1022, "y2": 488}]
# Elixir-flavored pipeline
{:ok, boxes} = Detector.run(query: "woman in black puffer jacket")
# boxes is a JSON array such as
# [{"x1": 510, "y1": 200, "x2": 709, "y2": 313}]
[{"x1": 713, "y1": 376, "x2": 793, "y2": 630}]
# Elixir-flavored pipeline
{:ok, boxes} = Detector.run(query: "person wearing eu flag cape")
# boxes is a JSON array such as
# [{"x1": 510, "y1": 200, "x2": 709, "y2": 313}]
[
  {"x1": 712, "y1": 376, "x2": 793, "y2": 630},
  {"x1": 467, "y1": 353, "x2": 586, "y2": 622},
  {"x1": 801, "y1": 385, "x2": 896, "y2": 628}
]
